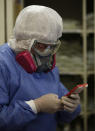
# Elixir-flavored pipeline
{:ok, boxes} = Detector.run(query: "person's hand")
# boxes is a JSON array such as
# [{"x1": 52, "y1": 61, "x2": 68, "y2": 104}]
[
  {"x1": 34, "y1": 94, "x2": 61, "y2": 113},
  {"x1": 61, "y1": 94, "x2": 80, "y2": 113}
]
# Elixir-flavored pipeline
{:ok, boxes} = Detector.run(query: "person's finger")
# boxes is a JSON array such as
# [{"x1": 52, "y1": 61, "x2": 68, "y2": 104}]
[
  {"x1": 61, "y1": 96, "x2": 77, "y2": 104},
  {"x1": 64, "y1": 105, "x2": 77, "y2": 112},
  {"x1": 70, "y1": 94, "x2": 80, "y2": 100},
  {"x1": 61, "y1": 99, "x2": 77, "y2": 108}
]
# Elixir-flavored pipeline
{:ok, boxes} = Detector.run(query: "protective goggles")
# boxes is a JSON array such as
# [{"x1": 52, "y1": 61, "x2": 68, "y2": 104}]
[{"x1": 31, "y1": 40, "x2": 61, "y2": 56}]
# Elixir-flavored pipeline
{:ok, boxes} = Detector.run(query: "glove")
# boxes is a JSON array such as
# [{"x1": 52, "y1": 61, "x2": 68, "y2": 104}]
[
  {"x1": 34, "y1": 94, "x2": 61, "y2": 113},
  {"x1": 61, "y1": 94, "x2": 80, "y2": 113}
]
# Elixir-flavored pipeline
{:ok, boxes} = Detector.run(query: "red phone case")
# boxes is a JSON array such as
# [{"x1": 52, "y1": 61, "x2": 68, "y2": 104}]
[{"x1": 65, "y1": 83, "x2": 88, "y2": 96}]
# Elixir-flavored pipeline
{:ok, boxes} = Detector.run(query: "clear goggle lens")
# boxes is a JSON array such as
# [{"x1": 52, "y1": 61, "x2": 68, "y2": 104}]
[{"x1": 32, "y1": 40, "x2": 61, "y2": 56}]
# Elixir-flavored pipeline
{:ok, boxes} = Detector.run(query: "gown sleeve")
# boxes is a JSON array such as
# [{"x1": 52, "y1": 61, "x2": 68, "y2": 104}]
[{"x1": 0, "y1": 63, "x2": 37, "y2": 131}]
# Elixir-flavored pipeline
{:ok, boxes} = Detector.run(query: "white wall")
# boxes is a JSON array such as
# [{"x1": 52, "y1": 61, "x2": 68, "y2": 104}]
[
  {"x1": 0, "y1": 0, "x2": 23, "y2": 45},
  {"x1": 0, "y1": 0, "x2": 5, "y2": 45}
]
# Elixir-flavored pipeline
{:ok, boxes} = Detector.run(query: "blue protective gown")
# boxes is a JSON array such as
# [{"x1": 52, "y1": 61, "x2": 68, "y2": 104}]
[{"x1": 0, "y1": 44, "x2": 81, "y2": 131}]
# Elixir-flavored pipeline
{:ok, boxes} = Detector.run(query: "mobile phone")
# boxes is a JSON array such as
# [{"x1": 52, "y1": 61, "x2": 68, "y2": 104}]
[{"x1": 65, "y1": 83, "x2": 88, "y2": 96}]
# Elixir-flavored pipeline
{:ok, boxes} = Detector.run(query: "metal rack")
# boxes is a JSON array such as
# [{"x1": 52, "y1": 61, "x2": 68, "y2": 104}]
[{"x1": 56, "y1": 0, "x2": 95, "y2": 131}]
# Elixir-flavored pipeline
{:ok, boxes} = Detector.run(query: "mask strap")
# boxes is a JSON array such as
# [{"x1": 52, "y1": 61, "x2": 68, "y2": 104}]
[{"x1": 29, "y1": 39, "x2": 36, "y2": 52}]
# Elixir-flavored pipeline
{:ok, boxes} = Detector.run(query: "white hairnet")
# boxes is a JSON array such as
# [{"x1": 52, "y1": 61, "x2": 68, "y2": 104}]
[{"x1": 8, "y1": 5, "x2": 63, "y2": 52}]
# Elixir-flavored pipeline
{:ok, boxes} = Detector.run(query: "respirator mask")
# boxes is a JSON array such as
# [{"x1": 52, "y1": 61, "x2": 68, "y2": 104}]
[{"x1": 30, "y1": 40, "x2": 61, "y2": 72}]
